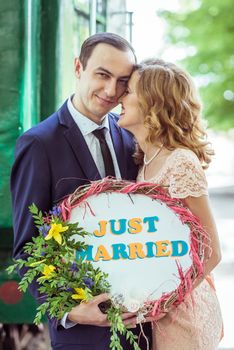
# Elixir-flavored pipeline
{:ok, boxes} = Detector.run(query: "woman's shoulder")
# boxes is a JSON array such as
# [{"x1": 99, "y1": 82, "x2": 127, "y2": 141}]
[
  {"x1": 169, "y1": 147, "x2": 203, "y2": 169},
  {"x1": 171, "y1": 147, "x2": 200, "y2": 161},
  {"x1": 167, "y1": 148, "x2": 208, "y2": 198}
]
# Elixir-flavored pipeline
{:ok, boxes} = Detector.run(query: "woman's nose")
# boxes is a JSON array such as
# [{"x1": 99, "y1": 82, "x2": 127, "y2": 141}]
[
  {"x1": 118, "y1": 91, "x2": 127, "y2": 103},
  {"x1": 118, "y1": 95, "x2": 123, "y2": 103}
]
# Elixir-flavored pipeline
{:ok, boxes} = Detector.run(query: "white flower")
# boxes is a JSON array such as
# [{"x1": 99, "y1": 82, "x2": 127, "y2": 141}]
[{"x1": 123, "y1": 298, "x2": 141, "y2": 312}]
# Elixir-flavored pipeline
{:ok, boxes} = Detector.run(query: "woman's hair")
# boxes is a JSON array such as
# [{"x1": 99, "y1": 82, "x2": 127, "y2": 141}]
[{"x1": 134, "y1": 58, "x2": 214, "y2": 168}]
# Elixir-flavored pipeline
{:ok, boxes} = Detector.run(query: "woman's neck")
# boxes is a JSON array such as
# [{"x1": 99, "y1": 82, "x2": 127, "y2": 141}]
[{"x1": 135, "y1": 134, "x2": 163, "y2": 161}]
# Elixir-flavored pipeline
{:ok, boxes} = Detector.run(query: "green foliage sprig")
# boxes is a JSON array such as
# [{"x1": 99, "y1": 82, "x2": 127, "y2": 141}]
[{"x1": 7, "y1": 203, "x2": 140, "y2": 350}]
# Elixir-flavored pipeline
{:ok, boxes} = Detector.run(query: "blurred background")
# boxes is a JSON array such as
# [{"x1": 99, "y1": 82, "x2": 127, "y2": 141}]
[{"x1": 0, "y1": 0, "x2": 233, "y2": 349}]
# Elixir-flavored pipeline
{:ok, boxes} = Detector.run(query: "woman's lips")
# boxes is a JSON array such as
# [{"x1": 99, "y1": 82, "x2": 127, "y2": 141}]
[{"x1": 120, "y1": 107, "x2": 125, "y2": 116}]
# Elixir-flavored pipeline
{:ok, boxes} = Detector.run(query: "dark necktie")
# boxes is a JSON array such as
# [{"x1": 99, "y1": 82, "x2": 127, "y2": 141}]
[{"x1": 92, "y1": 128, "x2": 115, "y2": 177}]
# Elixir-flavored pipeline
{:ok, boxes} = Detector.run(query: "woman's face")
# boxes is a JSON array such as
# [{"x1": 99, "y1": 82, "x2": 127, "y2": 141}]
[{"x1": 118, "y1": 71, "x2": 145, "y2": 133}]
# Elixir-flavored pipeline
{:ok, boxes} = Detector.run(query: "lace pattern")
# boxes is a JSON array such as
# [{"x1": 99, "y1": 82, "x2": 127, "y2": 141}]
[
  {"x1": 137, "y1": 148, "x2": 208, "y2": 198},
  {"x1": 153, "y1": 279, "x2": 223, "y2": 350}
]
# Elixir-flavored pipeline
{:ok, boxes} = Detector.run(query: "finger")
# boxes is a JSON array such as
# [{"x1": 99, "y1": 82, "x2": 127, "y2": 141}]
[
  {"x1": 157, "y1": 312, "x2": 166, "y2": 320},
  {"x1": 126, "y1": 324, "x2": 137, "y2": 329},
  {"x1": 99, "y1": 320, "x2": 111, "y2": 327},
  {"x1": 92, "y1": 293, "x2": 110, "y2": 305},
  {"x1": 121, "y1": 312, "x2": 137, "y2": 320},
  {"x1": 146, "y1": 311, "x2": 166, "y2": 318},
  {"x1": 145, "y1": 313, "x2": 166, "y2": 323},
  {"x1": 123, "y1": 316, "x2": 137, "y2": 326}
]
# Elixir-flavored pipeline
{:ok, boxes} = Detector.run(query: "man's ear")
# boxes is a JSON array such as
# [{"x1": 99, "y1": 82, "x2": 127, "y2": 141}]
[{"x1": 74, "y1": 58, "x2": 83, "y2": 78}]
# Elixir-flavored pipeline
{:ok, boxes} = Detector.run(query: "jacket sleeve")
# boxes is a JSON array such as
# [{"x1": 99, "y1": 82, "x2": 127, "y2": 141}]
[
  {"x1": 11, "y1": 133, "x2": 59, "y2": 327},
  {"x1": 11, "y1": 133, "x2": 52, "y2": 260}
]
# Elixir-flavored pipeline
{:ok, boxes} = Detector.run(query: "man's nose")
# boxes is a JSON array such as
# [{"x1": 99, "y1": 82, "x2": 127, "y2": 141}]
[{"x1": 104, "y1": 80, "x2": 117, "y2": 98}]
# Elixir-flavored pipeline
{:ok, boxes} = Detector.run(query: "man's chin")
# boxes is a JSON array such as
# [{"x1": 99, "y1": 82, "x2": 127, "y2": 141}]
[
  {"x1": 95, "y1": 96, "x2": 117, "y2": 110},
  {"x1": 97, "y1": 106, "x2": 117, "y2": 117}
]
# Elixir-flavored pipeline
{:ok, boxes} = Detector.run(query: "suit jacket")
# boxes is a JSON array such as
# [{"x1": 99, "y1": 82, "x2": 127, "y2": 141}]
[{"x1": 11, "y1": 101, "x2": 152, "y2": 348}]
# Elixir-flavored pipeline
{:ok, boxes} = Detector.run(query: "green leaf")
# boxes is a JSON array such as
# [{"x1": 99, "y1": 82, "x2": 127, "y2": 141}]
[{"x1": 29, "y1": 203, "x2": 39, "y2": 214}]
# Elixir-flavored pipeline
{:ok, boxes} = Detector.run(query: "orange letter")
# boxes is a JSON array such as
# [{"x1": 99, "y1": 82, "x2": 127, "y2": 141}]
[
  {"x1": 155, "y1": 240, "x2": 171, "y2": 257},
  {"x1": 93, "y1": 220, "x2": 108, "y2": 237},
  {"x1": 128, "y1": 242, "x2": 146, "y2": 259},
  {"x1": 128, "y1": 217, "x2": 142, "y2": 234},
  {"x1": 94, "y1": 245, "x2": 111, "y2": 261}
]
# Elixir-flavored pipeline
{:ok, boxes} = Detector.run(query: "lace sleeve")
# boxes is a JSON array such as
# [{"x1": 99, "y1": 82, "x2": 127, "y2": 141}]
[{"x1": 168, "y1": 150, "x2": 208, "y2": 199}]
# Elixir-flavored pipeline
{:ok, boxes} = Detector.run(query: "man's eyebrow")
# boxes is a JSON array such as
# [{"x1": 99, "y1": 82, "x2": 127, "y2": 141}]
[
  {"x1": 96, "y1": 67, "x2": 112, "y2": 75},
  {"x1": 95, "y1": 67, "x2": 130, "y2": 80}
]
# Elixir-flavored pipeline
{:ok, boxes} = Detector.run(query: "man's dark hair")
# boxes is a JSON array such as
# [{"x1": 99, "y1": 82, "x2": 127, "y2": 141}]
[{"x1": 79, "y1": 32, "x2": 137, "y2": 69}]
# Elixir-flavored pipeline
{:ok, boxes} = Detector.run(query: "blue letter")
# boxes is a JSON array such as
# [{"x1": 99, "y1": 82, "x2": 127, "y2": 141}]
[
  {"x1": 171, "y1": 240, "x2": 188, "y2": 257},
  {"x1": 76, "y1": 245, "x2": 93, "y2": 261},
  {"x1": 143, "y1": 216, "x2": 159, "y2": 232},
  {"x1": 112, "y1": 244, "x2": 129, "y2": 259},
  {"x1": 145, "y1": 242, "x2": 157, "y2": 257},
  {"x1": 110, "y1": 219, "x2": 127, "y2": 234}
]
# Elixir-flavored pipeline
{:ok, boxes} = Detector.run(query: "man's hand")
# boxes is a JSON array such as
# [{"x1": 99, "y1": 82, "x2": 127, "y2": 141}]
[{"x1": 67, "y1": 293, "x2": 137, "y2": 327}]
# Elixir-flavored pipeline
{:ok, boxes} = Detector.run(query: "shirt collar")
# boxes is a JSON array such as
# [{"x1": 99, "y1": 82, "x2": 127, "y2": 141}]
[{"x1": 67, "y1": 95, "x2": 109, "y2": 136}]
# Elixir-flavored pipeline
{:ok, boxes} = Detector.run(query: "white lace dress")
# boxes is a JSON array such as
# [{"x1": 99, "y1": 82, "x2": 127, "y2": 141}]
[{"x1": 137, "y1": 148, "x2": 223, "y2": 350}]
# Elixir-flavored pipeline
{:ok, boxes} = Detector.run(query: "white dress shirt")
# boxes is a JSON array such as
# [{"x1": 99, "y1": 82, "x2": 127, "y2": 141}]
[
  {"x1": 61, "y1": 96, "x2": 121, "y2": 329},
  {"x1": 67, "y1": 96, "x2": 121, "y2": 179}
]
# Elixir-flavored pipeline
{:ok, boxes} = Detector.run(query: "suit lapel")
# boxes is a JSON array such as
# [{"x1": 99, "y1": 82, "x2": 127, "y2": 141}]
[{"x1": 58, "y1": 102, "x2": 101, "y2": 181}]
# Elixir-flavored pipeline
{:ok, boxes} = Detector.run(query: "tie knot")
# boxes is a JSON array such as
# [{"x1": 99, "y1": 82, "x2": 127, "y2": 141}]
[{"x1": 92, "y1": 128, "x2": 106, "y2": 141}]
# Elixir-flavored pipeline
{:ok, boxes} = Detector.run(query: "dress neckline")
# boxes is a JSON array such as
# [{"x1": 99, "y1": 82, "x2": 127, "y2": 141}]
[{"x1": 141, "y1": 148, "x2": 182, "y2": 182}]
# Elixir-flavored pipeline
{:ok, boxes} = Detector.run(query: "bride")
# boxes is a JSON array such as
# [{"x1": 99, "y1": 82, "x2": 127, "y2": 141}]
[{"x1": 118, "y1": 58, "x2": 223, "y2": 350}]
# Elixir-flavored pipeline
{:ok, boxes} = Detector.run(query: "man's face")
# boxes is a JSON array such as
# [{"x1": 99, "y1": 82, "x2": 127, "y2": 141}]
[{"x1": 74, "y1": 43, "x2": 136, "y2": 123}]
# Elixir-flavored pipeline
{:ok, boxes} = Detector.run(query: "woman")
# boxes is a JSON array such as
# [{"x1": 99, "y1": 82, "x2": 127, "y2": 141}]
[{"x1": 118, "y1": 59, "x2": 223, "y2": 350}]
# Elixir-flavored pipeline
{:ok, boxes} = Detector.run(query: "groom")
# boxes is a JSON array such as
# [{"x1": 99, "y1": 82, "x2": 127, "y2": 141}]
[{"x1": 11, "y1": 33, "x2": 152, "y2": 349}]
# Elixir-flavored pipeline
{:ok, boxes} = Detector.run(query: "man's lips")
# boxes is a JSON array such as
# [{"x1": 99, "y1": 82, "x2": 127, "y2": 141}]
[{"x1": 96, "y1": 95, "x2": 116, "y2": 105}]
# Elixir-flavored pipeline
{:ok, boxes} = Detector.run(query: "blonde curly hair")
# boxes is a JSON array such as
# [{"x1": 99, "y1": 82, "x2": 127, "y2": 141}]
[{"x1": 133, "y1": 58, "x2": 214, "y2": 168}]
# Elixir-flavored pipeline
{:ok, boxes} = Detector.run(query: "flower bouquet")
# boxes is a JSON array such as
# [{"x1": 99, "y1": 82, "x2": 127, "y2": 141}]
[{"x1": 7, "y1": 203, "x2": 141, "y2": 350}]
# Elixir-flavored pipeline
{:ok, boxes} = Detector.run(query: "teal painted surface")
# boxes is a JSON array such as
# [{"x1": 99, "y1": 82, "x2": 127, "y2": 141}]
[
  {"x1": 40, "y1": 0, "x2": 59, "y2": 119},
  {"x1": 21, "y1": 0, "x2": 41, "y2": 131},
  {"x1": 0, "y1": 1, "x2": 23, "y2": 228}
]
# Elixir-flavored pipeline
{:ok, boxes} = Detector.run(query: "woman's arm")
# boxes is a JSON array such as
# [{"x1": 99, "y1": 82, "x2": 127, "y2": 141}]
[
  {"x1": 169, "y1": 150, "x2": 222, "y2": 279},
  {"x1": 184, "y1": 194, "x2": 222, "y2": 280}
]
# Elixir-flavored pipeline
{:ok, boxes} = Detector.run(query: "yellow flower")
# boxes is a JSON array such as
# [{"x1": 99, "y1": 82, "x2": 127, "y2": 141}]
[
  {"x1": 45, "y1": 223, "x2": 68, "y2": 244},
  {"x1": 38, "y1": 265, "x2": 56, "y2": 281},
  {"x1": 71, "y1": 288, "x2": 87, "y2": 301},
  {"x1": 29, "y1": 259, "x2": 46, "y2": 267}
]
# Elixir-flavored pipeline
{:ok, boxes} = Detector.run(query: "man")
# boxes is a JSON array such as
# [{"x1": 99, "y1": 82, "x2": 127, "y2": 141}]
[{"x1": 11, "y1": 33, "x2": 152, "y2": 349}]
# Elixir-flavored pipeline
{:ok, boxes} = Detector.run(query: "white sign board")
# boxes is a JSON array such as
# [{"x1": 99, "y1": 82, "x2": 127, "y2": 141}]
[{"x1": 69, "y1": 192, "x2": 191, "y2": 306}]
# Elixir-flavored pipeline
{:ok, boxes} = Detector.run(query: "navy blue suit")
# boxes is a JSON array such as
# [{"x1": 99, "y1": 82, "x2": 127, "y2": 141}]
[{"x1": 11, "y1": 101, "x2": 152, "y2": 349}]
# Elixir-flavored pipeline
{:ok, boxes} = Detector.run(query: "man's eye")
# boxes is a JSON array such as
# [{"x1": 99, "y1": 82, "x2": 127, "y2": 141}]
[
  {"x1": 118, "y1": 80, "x2": 128, "y2": 86},
  {"x1": 97, "y1": 73, "x2": 108, "y2": 78}
]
